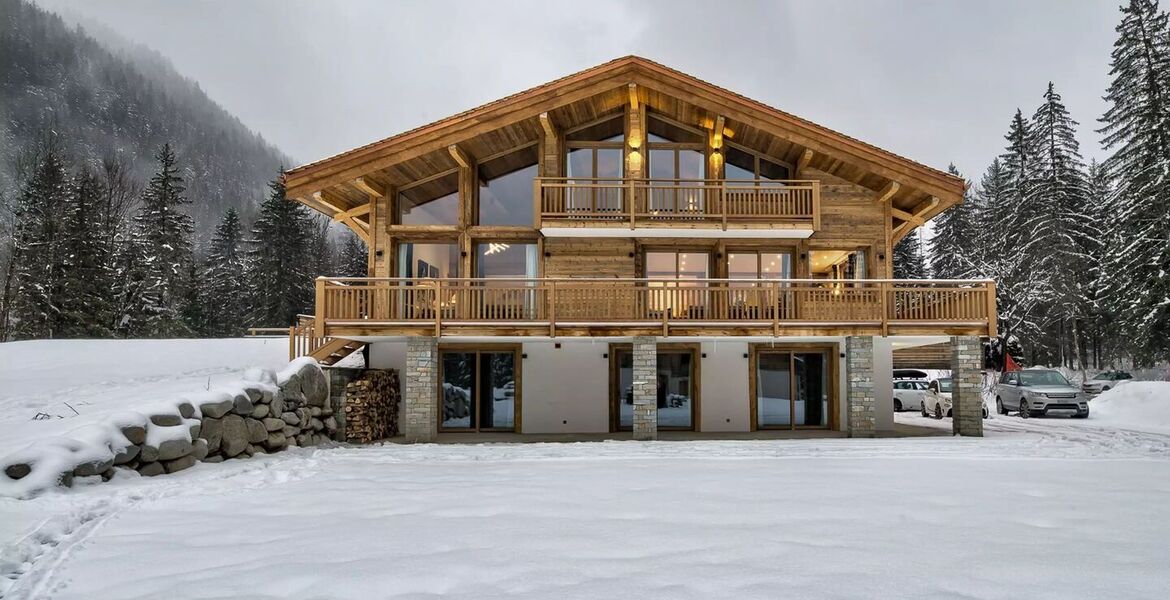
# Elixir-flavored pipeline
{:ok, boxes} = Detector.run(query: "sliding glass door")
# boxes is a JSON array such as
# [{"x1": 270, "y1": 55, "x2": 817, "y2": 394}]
[
  {"x1": 440, "y1": 347, "x2": 519, "y2": 432},
  {"x1": 753, "y1": 348, "x2": 831, "y2": 429},
  {"x1": 612, "y1": 346, "x2": 697, "y2": 431}
]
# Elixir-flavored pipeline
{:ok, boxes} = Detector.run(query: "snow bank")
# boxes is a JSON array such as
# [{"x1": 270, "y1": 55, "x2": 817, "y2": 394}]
[{"x1": 1091, "y1": 382, "x2": 1170, "y2": 434}]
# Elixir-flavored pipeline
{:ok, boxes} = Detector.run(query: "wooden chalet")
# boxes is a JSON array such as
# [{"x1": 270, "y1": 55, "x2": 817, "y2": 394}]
[{"x1": 284, "y1": 56, "x2": 992, "y2": 440}]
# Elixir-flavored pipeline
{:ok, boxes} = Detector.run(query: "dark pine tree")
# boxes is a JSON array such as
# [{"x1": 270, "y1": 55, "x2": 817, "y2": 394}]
[
  {"x1": 57, "y1": 169, "x2": 116, "y2": 338},
  {"x1": 201, "y1": 208, "x2": 248, "y2": 336},
  {"x1": 246, "y1": 175, "x2": 314, "y2": 328},
  {"x1": 338, "y1": 230, "x2": 369, "y2": 277},
  {"x1": 1098, "y1": 0, "x2": 1170, "y2": 364},
  {"x1": 928, "y1": 164, "x2": 980, "y2": 279},
  {"x1": 893, "y1": 230, "x2": 927, "y2": 279},
  {"x1": 3, "y1": 142, "x2": 69, "y2": 340},
  {"x1": 126, "y1": 143, "x2": 195, "y2": 338}
]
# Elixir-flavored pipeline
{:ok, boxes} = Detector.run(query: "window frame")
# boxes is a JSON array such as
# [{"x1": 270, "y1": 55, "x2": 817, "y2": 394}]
[
  {"x1": 438, "y1": 344, "x2": 522, "y2": 433},
  {"x1": 608, "y1": 342, "x2": 701, "y2": 432}
]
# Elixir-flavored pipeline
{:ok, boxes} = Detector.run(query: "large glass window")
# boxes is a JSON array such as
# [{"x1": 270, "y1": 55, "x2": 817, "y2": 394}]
[
  {"x1": 725, "y1": 146, "x2": 791, "y2": 181},
  {"x1": 809, "y1": 249, "x2": 867, "y2": 280},
  {"x1": 398, "y1": 171, "x2": 459, "y2": 225},
  {"x1": 478, "y1": 145, "x2": 538, "y2": 226},
  {"x1": 755, "y1": 350, "x2": 829, "y2": 429},
  {"x1": 646, "y1": 251, "x2": 708, "y2": 318},
  {"x1": 727, "y1": 251, "x2": 794, "y2": 281},
  {"x1": 646, "y1": 115, "x2": 705, "y2": 214},
  {"x1": 615, "y1": 348, "x2": 695, "y2": 430},
  {"x1": 566, "y1": 116, "x2": 624, "y2": 215},
  {"x1": 476, "y1": 243, "x2": 539, "y2": 319},
  {"x1": 441, "y1": 349, "x2": 517, "y2": 431},
  {"x1": 398, "y1": 242, "x2": 459, "y2": 279}
]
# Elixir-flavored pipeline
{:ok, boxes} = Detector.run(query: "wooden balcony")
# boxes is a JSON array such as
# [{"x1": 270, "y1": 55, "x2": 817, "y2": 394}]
[
  {"x1": 534, "y1": 178, "x2": 820, "y2": 232},
  {"x1": 292, "y1": 277, "x2": 996, "y2": 357}
]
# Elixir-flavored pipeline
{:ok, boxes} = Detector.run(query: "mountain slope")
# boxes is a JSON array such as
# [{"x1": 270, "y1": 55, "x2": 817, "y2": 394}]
[{"x1": 0, "y1": 0, "x2": 291, "y2": 240}]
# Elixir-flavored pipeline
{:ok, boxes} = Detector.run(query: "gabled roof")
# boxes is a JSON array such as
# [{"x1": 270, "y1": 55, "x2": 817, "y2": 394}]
[{"x1": 285, "y1": 56, "x2": 964, "y2": 221}]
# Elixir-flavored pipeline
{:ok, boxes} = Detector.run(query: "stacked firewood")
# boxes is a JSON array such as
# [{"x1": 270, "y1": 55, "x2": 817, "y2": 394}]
[{"x1": 343, "y1": 370, "x2": 400, "y2": 443}]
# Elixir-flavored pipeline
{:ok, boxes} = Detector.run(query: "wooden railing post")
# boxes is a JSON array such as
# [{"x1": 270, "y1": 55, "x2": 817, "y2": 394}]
[
  {"x1": 772, "y1": 280, "x2": 780, "y2": 337},
  {"x1": 313, "y1": 278, "x2": 326, "y2": 339},
  {"x1": 433, "y1": 280, "x2": 442, "y2": 338},
  {"x1": 811, "y1": 181, "x2": 821, "y2": 231},
  {"x1": 721, "y1": 182, "x2": 728, "y2": 231},
  {"x1": 549, "y1": 280, "x2": 557, "y2": 338},
  {"x1": 986, "y1": 280, "x2": 998, "y2": 338},
  {"x1": 628, "y1": 178, "x2": 636, "y2": 229},
  {"x1": 288, "y1": 325, "x2": 296, "y2": 360},
  {"x1": 879, "y1": 281, "x2": 889, "y2": 336}
]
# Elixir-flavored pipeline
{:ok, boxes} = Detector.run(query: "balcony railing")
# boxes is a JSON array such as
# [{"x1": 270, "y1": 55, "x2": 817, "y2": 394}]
[
  {"x1": 534, "y1": 177, "x2": 820, "y2": 229},
  {"x1": 295, "y1": 278, "x2": 996, "y2": 352}
]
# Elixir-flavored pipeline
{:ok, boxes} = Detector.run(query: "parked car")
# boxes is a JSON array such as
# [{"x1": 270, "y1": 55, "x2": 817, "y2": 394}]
[
  {"x1": 995, "y1": 370, "x2": 1088, "y2": 418},
  {"x1": 1081, "y1": 371, "x2": 1132, "y2": 396},
  {"x1": 921, "y1": 378, "x2": 990, "y2": 419},
  {"x1": 893, "y1": 380, "x2": 930, "y2": 412}
]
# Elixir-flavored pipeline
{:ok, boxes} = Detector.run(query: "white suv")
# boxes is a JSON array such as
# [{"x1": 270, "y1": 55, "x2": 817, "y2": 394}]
[
  {"x1": 921, "y1": 378, "x2": 990, "y2": 420},
  {"x1": 893, "y1": 380, "x2": 929, "y2": 412}
]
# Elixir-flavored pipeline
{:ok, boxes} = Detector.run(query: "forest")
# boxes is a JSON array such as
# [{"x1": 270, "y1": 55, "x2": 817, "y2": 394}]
[{"x1": 893, "y1": 0, "x2": 1170, "y2": 368}]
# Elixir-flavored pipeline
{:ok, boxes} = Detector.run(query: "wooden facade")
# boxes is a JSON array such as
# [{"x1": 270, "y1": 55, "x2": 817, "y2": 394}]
[{"x1": 283, "y1": 56, "x2": 987, "y2": 363}]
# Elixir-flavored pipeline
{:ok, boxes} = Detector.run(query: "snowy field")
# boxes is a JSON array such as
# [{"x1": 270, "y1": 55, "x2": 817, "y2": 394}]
[{"x1": 2, "y1": 339, "x2": 1170, "y2": 599}]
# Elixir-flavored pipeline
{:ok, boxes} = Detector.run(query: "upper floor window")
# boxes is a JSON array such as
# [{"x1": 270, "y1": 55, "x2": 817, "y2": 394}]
[
  {"x1": 725, "y1": 145, "x2": 791, "y2": 181},
  {"x1": 478, "y1": 145, "x2": 538, "y2": 226},
  {"x1": 398, "y1": 171, "x2": 459, "y2": 225}
]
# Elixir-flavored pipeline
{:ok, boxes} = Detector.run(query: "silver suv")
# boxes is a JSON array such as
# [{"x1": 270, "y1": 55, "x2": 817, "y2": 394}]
[{"x1": 995, "y1": 370, "x2": 1088, "y2": 418}]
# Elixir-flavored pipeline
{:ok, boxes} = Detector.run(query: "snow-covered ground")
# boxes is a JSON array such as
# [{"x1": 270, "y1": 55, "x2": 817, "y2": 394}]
[{"x1": 2, "y1": 339, "x2": 1170, "y2": 599}]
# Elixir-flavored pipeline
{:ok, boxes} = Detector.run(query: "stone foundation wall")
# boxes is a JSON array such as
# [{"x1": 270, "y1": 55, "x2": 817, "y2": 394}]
[{"x1": 631, "y1": 336, "x2": 657, "y2": 441}]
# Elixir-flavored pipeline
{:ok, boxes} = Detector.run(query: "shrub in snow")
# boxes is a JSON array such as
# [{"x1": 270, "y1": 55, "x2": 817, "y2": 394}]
[{"x1": 0, "y1": 359, "x2": 333, "y2": 498}]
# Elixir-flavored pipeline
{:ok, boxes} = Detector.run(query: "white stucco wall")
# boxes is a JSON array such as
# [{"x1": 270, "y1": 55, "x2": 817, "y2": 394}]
[
  {"x1": 699, "y1": 341, "x2": 750, "y2": 432},
  {"x1": 520, "y1": 342, "x2": 610, "y2": 433},
  {"x1": 873, "y1": 337, "x2": 895, "y2": 432}
]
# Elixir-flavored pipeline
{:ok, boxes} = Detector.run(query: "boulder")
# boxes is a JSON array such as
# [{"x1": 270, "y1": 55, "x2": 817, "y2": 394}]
[
  {"x1": 309, "y1": 418, "x2": 324, "y2": 431},
  {"x1": 120, "y1": 425, "x2": 147, "y2": 445},
  {"x1": 296, "y1": 408, "x2": 312, "y2": 426},
  {"x1": 324, "y1": 417, "x2": 338, "y2": 433},
  {"x1": 137, "y1": 462, "x2": 165, "y2": 477},
  {"x1": 309, "y1": 406, "x2": 322, "y2": 418},
  {"x1": 299, "y1": 364, "x2": 329, "y2": 407},
  {"x1": 262, "y1": 418, "x2": 284, "y2": 432},
  {"x1": 286, "y1": 436, "x2": 298, "y2": 447},
  {"x1": 5, "y1": 463, "x2": 31, "y2": 480},
  {"x1": 270, "y1": 391, "x2": 285, "y2": 416},
  {"x1": 203, "y1": 455, "x2": 224, "y2": 464},
  {"x1": 279, "y1": 371, "x2": 302, "y2": 398},
  {"x1": 101, "y1": 467, "x2": 116, "y2": 481},
  {"x1": 156, "y1": 437, "x2": 193, "y2": 462},
  {"x1": 231, "y1": 393, "x2": 254, "y2": 416},
  {"x1": 315, "y1": 433, "x2": 331, "y2": 446},
  {"x1": 200, "y1": 398, "x2": 234, "y2": 419},
  {"x1": 250, "y1": 404, "x2": 270, "y2": 419},
  {"x1": 149, "y1": 413, "x2": 183, "y2": 427},
  {"x1": 241, "y1": 385, "x2": 264, "y2": 404},
  {"x1": 281, "y1": 425, "x2": 299, "y2": 437},
  {"x1": 319, "y1": 406, "x2": 333, "y2": 418},
  {"x1": 220, "y1": 415, "x2": 249, "y2": 458},
  {"x1": 251, "y1": 445, "x2": 266, "y2": 455},
  {"x1": 177, "y1": 401, "x2": 197, "y2": 419},
  {"x1": 281, "y1": 412, "x2": 300, "y2": 426},
  {"x1": 189, "y1": 421, "x2": 202, "y2": 441},
  {"x1": 201, "y1": 417, "x2": 223, "y2": 453},
  {"x1": 191, "y1": 438, "x2": 209, "y2": 461},
  {"x1": 245, "y1": 419, "x2": 267, "y2": 444},
  {"x1": 164, "y1": 454, "x2": 197, "y2": 474},
  {"x1": 140, "y1": 443, "x2": 158, "y2": 463},
  {"x1": 73, "y1": 458, "x2": 114, "y2": 478},
  {"x1": 112, "y1": 444, "x2": 140, "y2": 465},
  {"x1": 296, "y1": 433, "x2": 311, "y2": 447},
  {"x1": 264, "y1": 432, "x2": 287, "y2": 451}
]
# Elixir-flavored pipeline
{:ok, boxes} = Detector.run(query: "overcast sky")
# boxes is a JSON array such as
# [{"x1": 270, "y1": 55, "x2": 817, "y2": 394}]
[{"x1": 37, "y1": 0, "x2": 1120, "y2": 182}]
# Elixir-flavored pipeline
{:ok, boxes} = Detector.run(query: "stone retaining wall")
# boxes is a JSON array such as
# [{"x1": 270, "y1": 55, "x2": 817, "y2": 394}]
[{"x1": 1, "y1": 358, "x2": 339, "y2": 498}]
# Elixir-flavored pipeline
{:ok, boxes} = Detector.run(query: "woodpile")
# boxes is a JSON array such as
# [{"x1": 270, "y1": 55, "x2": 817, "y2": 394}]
[{"x1": 343, "y1": 370, "x2": 400, "y2": 443}]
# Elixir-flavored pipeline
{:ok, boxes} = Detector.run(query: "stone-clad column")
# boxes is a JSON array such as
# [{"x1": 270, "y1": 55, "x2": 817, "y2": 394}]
[
  {"x1": 404, "y1": 336, "x2": 438, "y2": 443},
  {"x1": 631, "y1": 336, "x2": 658, "y2": 441},
  {"x1": 846, "y1": 336, "x2": 876, "y2": 437},
  {"x1": 951, "y1": 336, "x2": 984, "y2": 437}
]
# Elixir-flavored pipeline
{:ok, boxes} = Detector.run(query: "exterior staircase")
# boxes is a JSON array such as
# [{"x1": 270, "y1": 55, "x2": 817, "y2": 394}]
[{"x1": 290, "y1": 314, "x2": 365, "y2": 365}]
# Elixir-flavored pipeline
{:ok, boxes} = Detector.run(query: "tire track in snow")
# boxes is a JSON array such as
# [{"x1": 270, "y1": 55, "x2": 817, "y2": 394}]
[{"x1": 1, "y1": 451, "x2": 323, "y2": 599}]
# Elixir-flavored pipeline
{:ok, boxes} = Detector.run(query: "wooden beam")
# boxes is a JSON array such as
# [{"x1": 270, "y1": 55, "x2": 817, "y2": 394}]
[
  {"x1": 538, "y1": 112, "x2": 558, "y2": 139},
  {"x1": 711, "y1": 115, "x2": 725, "y2": 149},
  {"x1": 892, "y1": 196, "x2": 940, "y2": 242},
  {"x1": 796, "y1": 148, "x2": 814, "y2": 177},
  {"x1": 352, "y1": 176, "x2": 385, "y2": 198},
  {"x1": 310, "y1": 191, "x2": 344, "y2": 215},
  {"x1": 448, "y1": 144, "x2": 471, "y2": 170},
  {"x1": 332, "y1": 202, "x2": 372, "y2": 222},
  {"x1": 628, "y1": 82, "x2": 639, "y2": 110},
  {"x1": 875, "y1": 180, "x2": 900, "y2": 204},
  {"x1": 891, "y1": 207, "x2": 924, "y2": 226}
]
